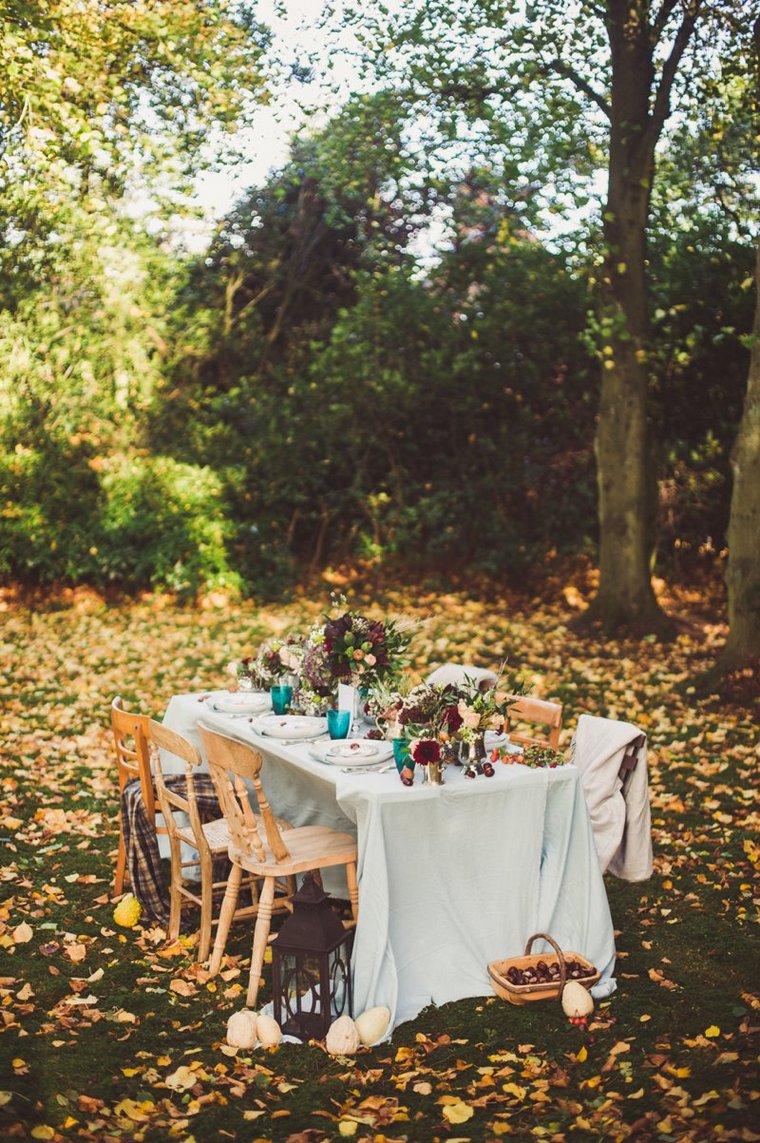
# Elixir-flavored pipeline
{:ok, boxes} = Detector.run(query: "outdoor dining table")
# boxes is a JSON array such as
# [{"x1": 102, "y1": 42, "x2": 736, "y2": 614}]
[{"x1": 161, "y1": 692, "x2": 616, "y2": 1031}]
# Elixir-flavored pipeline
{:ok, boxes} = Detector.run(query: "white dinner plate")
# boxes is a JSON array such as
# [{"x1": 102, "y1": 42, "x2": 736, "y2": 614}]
[
  {"x1": 250, "y1": 715, "x2": 327, "y2": 740},
  {"x1": 210, "y1": 691, "x2": 270, "y2": 716},
  {"x1": 309, "y1": 739, "x2": 393, "y2": 768}
]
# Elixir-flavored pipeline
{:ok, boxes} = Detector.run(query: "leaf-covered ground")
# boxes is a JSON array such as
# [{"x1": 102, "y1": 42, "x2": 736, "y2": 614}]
[{"x1": 1, "y1": 580, "x2": 758, "y2": 1142}]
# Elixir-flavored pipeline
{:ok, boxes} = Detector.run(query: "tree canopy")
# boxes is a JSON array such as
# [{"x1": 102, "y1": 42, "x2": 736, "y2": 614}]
[{"x1": 0, "y1": 1, "x2": 757, "y2": 631}]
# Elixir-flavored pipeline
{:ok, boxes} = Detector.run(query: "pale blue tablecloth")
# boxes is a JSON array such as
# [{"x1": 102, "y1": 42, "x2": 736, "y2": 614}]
[{"x1": 162, "y1": 692, "x2": 616, "y2": 1030}]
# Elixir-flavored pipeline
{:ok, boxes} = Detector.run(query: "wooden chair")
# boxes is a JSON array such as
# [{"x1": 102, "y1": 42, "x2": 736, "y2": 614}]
[
  {"x1": 146, "y1": 721, "x2": 294, "y2": 963},
  {"x1": 198, "y1": 724, "x2": 359, "y2": 1009},
  {"x1": 111, "y1": 696, "x2": 166, "y2": 896},
  {"x1": 505, "y1": 696, "x2": 563, "y2": 751}
]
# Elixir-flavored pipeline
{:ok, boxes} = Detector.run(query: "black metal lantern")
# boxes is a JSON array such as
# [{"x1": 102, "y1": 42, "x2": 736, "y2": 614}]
[{"x1": 271, "y1": 873, "x2": 354, "y2": 1041}]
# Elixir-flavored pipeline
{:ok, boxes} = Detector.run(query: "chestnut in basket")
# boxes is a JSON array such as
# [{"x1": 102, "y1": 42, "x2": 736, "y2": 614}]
[{"x1": 500, "y1": 956, "x2": 595, "y2": 989}]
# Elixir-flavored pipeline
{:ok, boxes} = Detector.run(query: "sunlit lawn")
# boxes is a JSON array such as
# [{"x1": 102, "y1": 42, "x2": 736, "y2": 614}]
[{"x1": 1, "y1": 581, "x2": 757, "y2": 1141}]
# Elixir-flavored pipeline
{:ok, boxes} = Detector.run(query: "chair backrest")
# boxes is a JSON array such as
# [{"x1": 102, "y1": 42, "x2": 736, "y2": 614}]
[
  {"x1": 111, "y1": 697, "x2": 155, "y2": 821},
  {"x1": 147, "y1": 720, "x2": 209, "y2": 858},
  {"x1": 197, "y1": 725, "x2": 290, "y2": 864},
  {"x1": 505, "y1": 696, "x2": 563, "y2": 750}
]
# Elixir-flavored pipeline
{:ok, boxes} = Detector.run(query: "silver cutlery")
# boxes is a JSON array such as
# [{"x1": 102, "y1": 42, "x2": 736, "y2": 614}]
[
  {"x1": 340, "y1": 763, "x2": 395, "y2": 774},
  {"x1": 258, "y1": 733, "x2": 330, "y2": 746}
]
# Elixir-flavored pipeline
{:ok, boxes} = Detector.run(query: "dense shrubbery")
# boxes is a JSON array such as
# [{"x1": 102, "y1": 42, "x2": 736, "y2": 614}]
[
  {"x1": 0, "y1": 102, "x2": 752, "y2": 597},
  {"x1": 0, "y1": 444, "x2": 241, "y2": 598}
]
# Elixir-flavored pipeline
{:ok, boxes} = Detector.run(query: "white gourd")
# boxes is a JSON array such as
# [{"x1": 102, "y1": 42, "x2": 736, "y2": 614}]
[
  {"x1": 561, "y1": 981, "x2": 594, "y2": 1019},
  {"x1": 325, "y1": 1014, "x2": 361, "y2": 1055},
  {"x1": 226, "y1": 1009, "x2": 258, "y2": 1050},
  {"x1": 256, "y1": 1013, "x2": 282, "y2": 1047},
  {"x1": 355, "y1": 1006, "x2": 391, "y2": 1046}
]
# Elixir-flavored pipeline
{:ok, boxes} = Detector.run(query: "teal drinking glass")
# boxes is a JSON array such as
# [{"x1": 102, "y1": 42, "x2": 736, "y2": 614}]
[
  {"x1": 270, "y1": 684, "x2": 293, "y2": 715},
  {"x1": 327, "y1": 709, "x2": 351, "y2": 739}
]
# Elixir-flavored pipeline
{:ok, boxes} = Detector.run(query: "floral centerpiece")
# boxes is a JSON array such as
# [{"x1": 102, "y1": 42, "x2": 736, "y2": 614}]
[
  {"x1": 370, "y1": 682, "x2": 460, "y2": 783},
  {"x1": 453, "y1": 669, "x2": 525, "y2": 734},
  {"x1": 396, "y1": 684, "x2": 459, "y2": 761},
  {"x1": 226, "y1": 653, "x2": 262, "y2": 690},
  {"x1": 320, "y1": 602, "x2": 412, "y2": 692},
  {"x1": 251, "y1": 635, "x2": 304, "y2": 687},
  {"x1": 299, "y1": 621, "x2": 338, "y2": 714},
  {"x1": 453, "y1": 668, "x2": 526, "y2": 771}
]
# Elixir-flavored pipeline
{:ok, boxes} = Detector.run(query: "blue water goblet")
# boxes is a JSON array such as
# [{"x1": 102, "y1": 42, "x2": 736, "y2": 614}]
[
  {"x1": 327, "y1": 708, "x2": 351, "y2": 740},
  {"x1": 270, "y1": 684, "x2": 293, "y2": 715}
]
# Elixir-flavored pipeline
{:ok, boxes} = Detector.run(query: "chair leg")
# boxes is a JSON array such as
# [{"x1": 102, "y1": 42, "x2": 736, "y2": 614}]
[
  {"x1": 114, "y1": 833, "x2": 127, "y2": 897},
  {"x1": 197, "y1": 857, "x2": 213, "y2": 964},
  {"x1": 167, "y1": 840, "x2": 183, "y2": 942},
  {"x1": 210, "y1": 863, "x2": 242, "y2": 976},
  {"x1": 246, "y1": 877, "x2": 275, "y2": 1010},
  {"x1": 346, "y1": 862, "x2": 359, "y2": 924}
]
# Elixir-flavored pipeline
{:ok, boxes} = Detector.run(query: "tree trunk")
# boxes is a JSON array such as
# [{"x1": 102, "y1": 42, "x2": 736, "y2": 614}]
[
  {"x1": 704, "y1": 240, "x2": 760, "y2": 680},
  {"x1": 584, "y1": 1, "x2": 668, "y2": 632}
]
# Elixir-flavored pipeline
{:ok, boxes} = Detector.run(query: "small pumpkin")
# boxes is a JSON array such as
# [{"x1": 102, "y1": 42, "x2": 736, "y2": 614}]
[
  {"x1": 256, "y1": 1013, "x2": 282, "y2": 1047},
  {"x1": 113, "y1": 894, "x2": 142, "y2": 928},
  {"x1": 325, "y1": 1014, "x2": 361, "y2": 1056},
  {"x1": 561, "y1": 980, "x2": 594, "y2": 1022},
  {"x1": 355, "y1": 1006, "x2": 390, "y2": 1047},
  {"x1": 226, "y1": 1009, "x2": 258, "y2": 1050}
]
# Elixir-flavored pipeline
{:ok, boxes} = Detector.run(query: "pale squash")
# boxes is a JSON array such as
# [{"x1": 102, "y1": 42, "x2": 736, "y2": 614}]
[
  {"x1": 561, "y1": 981, "x2": 594, "y2": 1019},
  {"x1": 256, "y1": 1013, "x2": 282, "y2": 1047},
  {"x1": 355, "y1": 1006, "x2": 391, "y2": 1046},
  {"x1": 226, "y1": 1009, "x2": 258, "y2": 1050},
  {"x1": 325, "y1": 1014, "x2": 361, "y2": 1055}
]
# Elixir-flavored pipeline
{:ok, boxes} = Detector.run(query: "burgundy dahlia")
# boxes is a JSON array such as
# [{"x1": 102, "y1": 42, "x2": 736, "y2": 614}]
[{"x1": 412, "y1": 739, "x2": 441, "y2": 765}]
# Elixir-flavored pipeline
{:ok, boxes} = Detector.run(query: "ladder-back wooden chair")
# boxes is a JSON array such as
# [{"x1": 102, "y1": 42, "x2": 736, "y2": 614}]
[
  {"x1": 111, "y1": 696, "x2": 165, "y2": 896},
  {"x1": 505, "y1": 696, "x2": 563, "y2": 751},
  {"x1": 146, "y1": 721, "x2": 294, "y2": 963},
  {"x1": 198, "y1": 724, "x2": 359, "y2": 1009}
]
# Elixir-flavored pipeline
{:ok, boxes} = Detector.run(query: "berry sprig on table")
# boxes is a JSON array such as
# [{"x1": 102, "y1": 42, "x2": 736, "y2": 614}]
[{"x1": 492, "y1": 744, "x2": 567, "y2": 768}]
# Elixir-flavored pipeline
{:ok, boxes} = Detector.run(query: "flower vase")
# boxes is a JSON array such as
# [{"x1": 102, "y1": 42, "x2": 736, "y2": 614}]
[
  {"x1": 392, "y1": 738, "x2": 414, "y2": 786},
  {"x1": 423, "y1": 758, "x2": 444, "y2": 786},
  {"x1": 347, "y1": 683, "x2": 369, "y2": 732},
  {"x1": 460, "y1": 733, "x2": 487, "y2": 778}
]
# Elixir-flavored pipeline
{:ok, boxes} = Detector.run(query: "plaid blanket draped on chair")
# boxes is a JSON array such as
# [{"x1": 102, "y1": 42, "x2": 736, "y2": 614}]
[{"x1": 120, "y1": 774, "x2": 230, "y2": 928}]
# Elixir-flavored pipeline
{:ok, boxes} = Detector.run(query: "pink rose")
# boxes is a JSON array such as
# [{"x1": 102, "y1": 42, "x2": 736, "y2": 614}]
[{"x1": 457, "y1": 701, "x2": 480, "y2": 730}]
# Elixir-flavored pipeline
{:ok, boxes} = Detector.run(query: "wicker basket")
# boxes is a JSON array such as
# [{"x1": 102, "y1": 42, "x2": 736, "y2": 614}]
[{"x1": 487, "y1": 932, "x2": 599, "y2": 1006}]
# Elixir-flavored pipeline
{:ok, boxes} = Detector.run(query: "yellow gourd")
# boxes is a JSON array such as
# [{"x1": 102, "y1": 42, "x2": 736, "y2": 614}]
[{"x1": 113, "y1": 894, "x2": 142, "y2": 928}]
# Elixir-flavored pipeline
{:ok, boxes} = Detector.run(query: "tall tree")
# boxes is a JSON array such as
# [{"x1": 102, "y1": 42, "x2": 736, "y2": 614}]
[
  {"x1": 723, "y1": 239, "x2": 760, "y2": 670},
  {"x1": 695, "y1": 241, "x2": 760, "y2": 694},
  {"x1": 323, "y1": 0, "x2": 757, "y2": 629}
]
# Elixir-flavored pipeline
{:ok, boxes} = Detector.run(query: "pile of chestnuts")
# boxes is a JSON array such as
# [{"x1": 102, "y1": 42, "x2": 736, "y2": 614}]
[{"x1": 504, "y1": 958, "x2": 596, "y2": 988}]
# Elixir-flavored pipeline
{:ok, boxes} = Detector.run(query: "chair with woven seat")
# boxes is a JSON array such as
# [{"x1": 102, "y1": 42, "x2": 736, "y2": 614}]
[
  {"x1": 111, "y1": 696, "x2": 166, "y2": 896},
  {"x1": 198, "y1": 723, "x2": 359, "y2": 1009},
  {"x1": 504, "y1": 696, "x2": 563, "y2": 751},
  {"x1": 147, "y1": 720, "x2": 295, "y2": 963}
]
